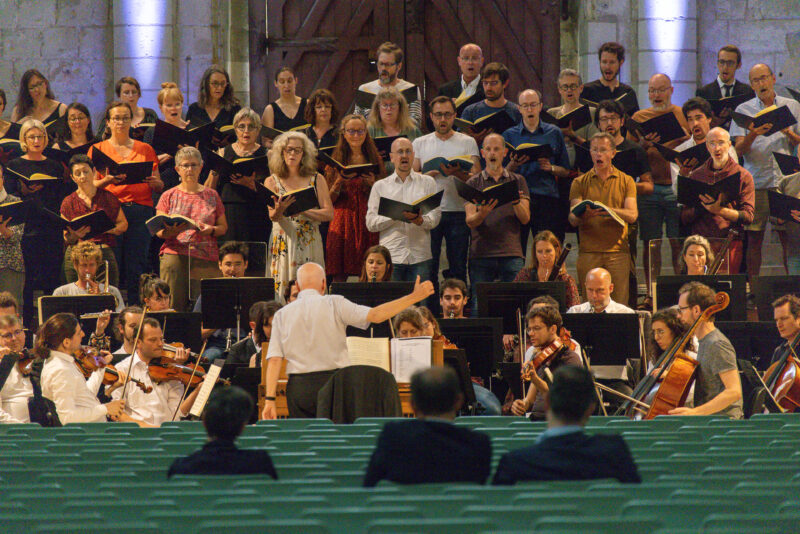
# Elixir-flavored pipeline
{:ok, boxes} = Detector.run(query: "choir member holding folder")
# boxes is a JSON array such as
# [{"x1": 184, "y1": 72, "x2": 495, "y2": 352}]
[
  {"x1": 6, "y1": 119, "x2": 71, "y2": 325},
  {"x1": 51, "y1": 103, "x2": 96, "y2": 154},
  {"x1": 89, "y1": 101, "x2": 161, "y2": 305},
  {"x1": 771, "y1": 151, "x2": 800, "y2": 274},
  {"x1": 154, "y1": 147, "x2": 227, "y2": 312},
  {"x1": 266, "y1": 132, "x2": 333, "y2": 299},
  {"x1": 113, "y1": 77, "x2": 158, "y2": 140},
  {"x1": 366, "y1": 87, "x2": 422, "y2": 173},
  {"x1": 0, "y1": 166, "x2": 25, "y2": 307},
  {"x1": 303, "y1": 89, "x2": 339, "y2": 153},
  {"x1": 143, "y1": 83, "x2": 191, "y2": 191},
  {"x1": 204, "y1": 108, "x2": 270, "y2": 243},
  {"x1": 680, "y1": 128, "x2": 754, "y2": 273},
  {"x1": 324, "y1": 115, "x2": 384, "y2": 282},
  {"x1": 60, "y1": 154, "x2": 127, "y2": 286},
  {"x1": 186, "y1": 66, "x2": 241, "y2": 149},
  {"x1": 10, "y1": 69, "x2": 67, "y2": 139}
]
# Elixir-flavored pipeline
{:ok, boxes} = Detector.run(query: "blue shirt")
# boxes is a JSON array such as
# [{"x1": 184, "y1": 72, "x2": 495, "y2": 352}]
[
  {"x1": 502, "y1": 121, "x2": 569, "y2": 198},
  {"x1": 461, "y1": 100, "x2": 522, "y2": 125}
]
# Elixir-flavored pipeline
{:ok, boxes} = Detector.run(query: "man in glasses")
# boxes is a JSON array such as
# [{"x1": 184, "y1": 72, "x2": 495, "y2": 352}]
[
  {"x1": 437, "y1": 43, "x2": 485, "y2": 117},
  {"x1": 354, "y1": 41, "x2": 421, "y2": 127},
  {"x1": 696, "y1": 45, "x2": 754, "y2": 126},
  {"x1": 0, "y1": 311, "x2": 33, "y2": 423}
]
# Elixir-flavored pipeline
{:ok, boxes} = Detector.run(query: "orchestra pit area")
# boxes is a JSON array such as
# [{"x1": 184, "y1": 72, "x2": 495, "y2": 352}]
[{"x1": 1, "y1": 413, "x2": 800, "y2": 533}]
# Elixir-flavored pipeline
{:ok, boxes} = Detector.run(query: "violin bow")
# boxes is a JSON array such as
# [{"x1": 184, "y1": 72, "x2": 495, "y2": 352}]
[
  {"x1": 171, "y1": 340, "x2": 208, "y2": 422},
  {"x1": 120, "y1": 306, "x2": 148, "y2": 401}
]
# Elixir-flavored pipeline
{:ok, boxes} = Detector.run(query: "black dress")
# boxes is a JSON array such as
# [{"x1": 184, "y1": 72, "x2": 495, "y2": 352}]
[
  {"x1": 218, "y1": 144, "x2": 271, "y2": 250},
  {"x1": 271, "y1": 98, "x2": 307, "y2": 131},
  {"x1": 5, "y1": 157, "x2": 74, "y2": 325},
  {"x1": 0, "y1": 122, "x2": 24, "y2": 167}
]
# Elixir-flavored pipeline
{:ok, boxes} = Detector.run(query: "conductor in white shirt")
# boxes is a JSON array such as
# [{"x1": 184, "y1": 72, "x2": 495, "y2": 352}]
[
  {"x1": 262, "y1": 262, "x2": 434, "y2": 419},
  {"x1": 366, "y1": 137, "x2": 441, "y2": 282}
]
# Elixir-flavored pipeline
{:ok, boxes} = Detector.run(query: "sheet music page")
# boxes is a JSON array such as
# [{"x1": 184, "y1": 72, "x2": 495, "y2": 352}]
[
  {"x1": 346, "y1": 337, "x2": 390, "y2": 372},
  {"x1": 390, "y1": 337, "x2": 432, "y2": 383},
  {"x1": 189, "y1": 362, "x2": 223, "y2": 418}
]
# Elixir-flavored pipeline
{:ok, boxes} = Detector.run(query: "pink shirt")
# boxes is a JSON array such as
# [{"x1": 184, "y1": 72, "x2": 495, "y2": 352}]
[{"x1": 156, "y1": 186, "x2": 224, "y2": 262}]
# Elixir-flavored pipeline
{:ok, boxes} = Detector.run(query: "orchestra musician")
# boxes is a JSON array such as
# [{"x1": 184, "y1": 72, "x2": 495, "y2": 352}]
[
  {"x1": 513, "y1": 230, "x2": 580, "y2": 308},
  {"x1": 767, "y1": 294, "x2": 800, "y2": 369},
  {"x1": 358, "y1": 245, "x2": 394, "y2": 282},
  {"x1": 0, "y1": 313, "x2": 33, "y2": 423},
  {"x1": 112, "y1": 306, "x2": 143, "y2": 356},
  {"x1": 53, "y1": 241, "x2": 125, "y2": 312},
  {"x1": 669, "y1": 282, "x2": 742, "y2": 418},
  {"x1": 510, "y1": 305, "x2": 581, "y2": 420},
  {"x1": 139, "y1": 274, "x2": 173, "y2": 312},
  {"x1": 225, "y1": 300, "x2": 282, "y2": 366},
  {"x1": 678, "y1": 235, "x2": 715, "y2": 275},
  {"x1": 110, "y1": 317, "x2": 201, "y2": 427}
]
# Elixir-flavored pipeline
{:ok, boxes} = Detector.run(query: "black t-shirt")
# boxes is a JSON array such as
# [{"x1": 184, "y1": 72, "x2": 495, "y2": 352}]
[
  {"x1": 186, "y1": 102, "x2": 242, "y2": 130},
  {"x1": 615, "y1": 138, "x2": 651, "y2": 181},
  {"x1": 580, "y1": 80, "x2": 640, "y2": 114}
]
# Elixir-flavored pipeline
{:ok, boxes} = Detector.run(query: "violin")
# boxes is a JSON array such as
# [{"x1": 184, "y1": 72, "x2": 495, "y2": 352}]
[
  {"x1": 761, "y1": 334, "x2": 800, "y2": 412},
  {"x1": 521, "y1": 332, "x2": 569, "y2": 382},
  {"x1": 160, "y1": 342, "x2": 208, "y2": 364},
  {"x1": 147, "y1": 357, "x2": 230, "y2": 388},
  {"x1": 16, "y1": 349, "x2": 35, "y2": 377},
  {"x1": 73, "y1": 346, "x2": 152, "y2": 393}
]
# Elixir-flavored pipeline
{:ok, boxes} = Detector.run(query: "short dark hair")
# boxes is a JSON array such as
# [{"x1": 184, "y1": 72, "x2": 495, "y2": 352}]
[
  {"x1": 549, "y1": 366, "x2": 596, "y2": 423},
  {"x1": 250, "y1": 300, "x2": 282, "y2": 345},
  {"x1": 139, "y1": 273, "x2": 170, "y2": 304},
  {"x1": 772, "y1": 294, "x2": 800, "y2": 319},
  {"x1": 0, "y1": 291, "x2": 19, "y2": 313},
  {"x1": 718, "y1": 45, "x2": 742, "y2": 66},
  {"x1": 376, "y1": 41, "x2": 403, "y2": 64},
  {"x1": 410, "y1": 367, "x2": 461, "y2": 415},
  {"x1": 525, "y1": 305, "x2": 562, "y2": 329},
  {"x1": 429, "y1": 95, "x2": 457, "y2": 113},
  {"x1": 440, "y1": 278, "x2": 467, "y2": 298},
  {"x1": 481, "y1": 62, "x2": 510, "y2": 84},
  {"x1": 219, "y1": 241, "x2": 249, "y2": 263},
  {"x1": 393, "y1": 307, "x2": 425, "y2": 334},
  {"x1": 682, "y1": 97, "x2": 712, "y2": 120},
  {"x1": 283, "y1": 280, "x2": 297, "y2": 302},
  {"x1": 598, "y1": 42, "x2": 625, "y2": 62},
  {"x1": 68, "y1": 153, "x2": 94, "y2": 175},
  {"x1": 113, "y1": 306, "x2": 143, "y2": 342},
  {"x1": 594, "y1": 99, "x2": 625, "y2": 126},
  {"x1": 203, "y1": 386, "x2": 253, "y2": 440},
  {"x1": 678, "y1": 282, "x2": 717, "y2": 318},
  {"x1": 115, "y1": 76, "x2": 141, "y2": 97},
  {"x1": 274, "y1": 66, "x2": 295, "y2": 83},
  {"x1": 527, "y1": 295, "x2": 559, "y2": 312},
  {"x1": 141, "y1": 317, "x2": 162, "y2": 333}
]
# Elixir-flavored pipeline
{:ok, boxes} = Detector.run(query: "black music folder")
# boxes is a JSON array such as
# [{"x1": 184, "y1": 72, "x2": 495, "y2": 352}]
[
  {"x1": 505, "y1": 142, "x2": 553, "y2": 161},
  {"x1": 39, "y1": 294, "x2": 116, "y2": 325},
  {"x1": 454, "y1": 179, "x2": 520, "y2": 207},
  {"x1": 42, "y1": 208, "x2": 114, "y2": 241},
  {"x1": 731, "y1": 105, "x2": 798, "y2": 137},
  {"x1": 677, "y1": 172, "x2": 740, "y2": 208},
  {"x1": 654, "y1": 142, "x2": 710, "y2": 167},
  {"x1": 264, "y1": 185, "x2": 320, "y2": 217},
  {"x1": 0, "y1": 200, "x2": 32, "y2": 227},
  {"x1": 628, "y1": 112, "x2": 686, "y2": 143},
  {"x1": 145, "y1": 214, "x2": 199, "y2": 236},
  {"x1": 453, "y1": 109, "x2": 517, "y2": 133},
  {"x1": 377, "y1": 190, "x2": 443, "y2": 221},
  {"x1": 773, "y1": 152, "x2": 800, "y2": 176},
  {"x1": 90, "y1": 148, "x2": 153, "y2": 185},
  {"x1": 151, "y1": 120, "x2": 215, "y2": 155},
  {"x1": 706, "y1": 92, "x2": 752, "y2": 116},
  {"x1": 316, "y1": 152, "x2": 380, "y2": 176},
  {"x1": 540, "y1": 105, "x2": 592, "y2": 131},
  {"x1": 42, "y1": 142, "x2": 93, "y2": 165},
  {"x1": 420, "y1": 156, "x2": 474, "y2": 174},
  {"x1": 768, "y1": 189, "x2": 800, "y2": 221}
]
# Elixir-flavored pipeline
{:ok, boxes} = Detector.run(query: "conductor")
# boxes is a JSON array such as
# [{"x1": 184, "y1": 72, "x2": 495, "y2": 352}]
[{"x1": 262, "y1": 262, "x2": 435, "y2": 419}]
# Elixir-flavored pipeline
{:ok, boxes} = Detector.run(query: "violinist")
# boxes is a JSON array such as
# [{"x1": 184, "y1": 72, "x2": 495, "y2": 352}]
[
  {"x1": 53, "y1": 241, "x2": 125, "y2": 312},
  {"x1": 767, "y1": 295, "x2": 800, "y2": 369},
  {"x1": 0, "y1": 314, "x2": 33, "y2": 423},
  {"x1": 669, "y1": 282, "x2": 742, "y2": 417},
  {"x1": 511, "y1": 306, "x2": 581, "y2": 419},
  {"x1": 38, "y1": 313, "x2": 127, "y2": 423},
  {"x1": 111, "y1": 317, "x2": 201, "y2": 426}
]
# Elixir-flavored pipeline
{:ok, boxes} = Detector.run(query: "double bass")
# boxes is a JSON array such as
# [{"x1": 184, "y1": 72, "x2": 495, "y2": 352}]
[{"x1": 618, "y1": 291, "x2": 729, "y2": 419}]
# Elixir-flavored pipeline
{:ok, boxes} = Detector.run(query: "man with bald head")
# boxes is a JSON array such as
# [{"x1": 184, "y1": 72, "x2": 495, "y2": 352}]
[
  {"x1": 730, "y1": 63, "x2": 800, "y2": 283},
  {"x1": 263, "y1": 262, "x2": 435, "y2": 419},
  {"x1": 628, "y1": 74, "x2": 689, "y2": 301},
  {"x1": 680, "y1": 127, "x2": 755, "y2": 273},
  {"x1": 503, "y1": 89, "x2": 570, "y2": 247},
  {"x1": 367, "y1": 138, "x2": 441, "y2": 283},
  {"x1": 465, "y1": 133, "x2": 530, "y2": 315},
  {"x1": 438, "y1": 43, "x2": 485, "y2": 115},
  {"x1": 567, "y1": 268, "x2": 634, "y2": 314}
]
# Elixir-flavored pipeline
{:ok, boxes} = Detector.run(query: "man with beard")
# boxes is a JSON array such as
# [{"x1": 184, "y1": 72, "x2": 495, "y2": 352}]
[
  {"x1": 413, "y1": 96, "x2": 480, "y2": 311},
  {"x1": 354, "y1": 41, "x2": 421, "y2": 127},
  {"x1": 580, "y1": 42, "x2": 639, "y2": 114},
  {"x1": 504, "y1": 89, "x2": 569, "y2": 245},
  {"x1": 696, "y1": 45, "x2": 754, "y2": 127},
  {"x1": 460, "y1": 63, "x2": 522, "y2": 146},
  {"x1": 437, "y1": 43, "x2": 485, "y2": 116},
  {"x1": 730, "y1": 63, "x2": 800, "y2": 286}
]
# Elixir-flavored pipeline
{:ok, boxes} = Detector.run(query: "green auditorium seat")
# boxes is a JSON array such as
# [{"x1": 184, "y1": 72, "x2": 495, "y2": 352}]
[
  {"x1": 303, "y1": 505, "x2": 420, "y2": 532},
  {"x1": 532, "y1": 516, "x2": 662, "y2": 533},
  {"x1": 511, "y1": 491, "x2": 631, "y2": 515},
  {"x1": 702, "y1": 513, "x2": 800, "y2": 533},
  {"x1": 621, "y1": 499, "x2": 736, "y2": 527},
  {"x1": 297, "y1": 486, "x2": 400, "y2": 505},
  {"x1": 212, "y1": 495, "x2": 328, "y2": 514},
  {"x1": 8, "y1": 490, "x2": 117, "y2": 511},
  {"x1": 368, "y1": 518, "x2": 492, "y2": 533},
  {"x1": 4, "y1": 511, "x2": 104, "y2": 533},
  {"x1": 146, "y1": 508, "x2": 266, "y2": 530},
  {"x1": 368, "y1": 494, "x2": 481, "y2": 518},
  {"x1": 198, "y1": 519, "x2": 331, "y2": 533},
  {"x1": 35, "y1": 523, "x2": 161, "y2": 534},
  {"x1": 159, "y1": 421, "x2": 206, "y2": 431},
  {"x1": 460, "y1": 504, "x2": 582, "y2": 530},
  {"x1": 276, "y1": 463, "x2": 330, "y2": 479},
  {"x1": 99, "y1": 480, "x2": 201, "y2": 499}
]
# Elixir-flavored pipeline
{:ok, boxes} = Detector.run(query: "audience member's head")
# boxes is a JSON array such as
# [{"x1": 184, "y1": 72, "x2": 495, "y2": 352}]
[
  {"x1": 360, "y1": 245, "x2": 394, "y2": 282},
  {"x1": 202, "y1": 386, "x2": 253, "y2": 441},
  {"x1": 440, "y1": 278, "x2": 468, "y2": 318},
  {"x1": 410, "y1": 366, "x2": 463, "y2": 420},
  {"x1": 547, "y1": 366, "x2": 596, "y2": 426}
]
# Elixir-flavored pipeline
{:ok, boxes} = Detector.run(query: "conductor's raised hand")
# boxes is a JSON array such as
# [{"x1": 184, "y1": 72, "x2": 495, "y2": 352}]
[{"x1": 412, "y1": 275, "x2": 434, "y2": 302}]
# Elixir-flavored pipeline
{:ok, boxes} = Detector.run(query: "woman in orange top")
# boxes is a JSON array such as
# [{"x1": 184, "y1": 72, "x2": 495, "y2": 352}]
[{"x1": 89, "y1": 101, "x2": 161, "y2": 305}]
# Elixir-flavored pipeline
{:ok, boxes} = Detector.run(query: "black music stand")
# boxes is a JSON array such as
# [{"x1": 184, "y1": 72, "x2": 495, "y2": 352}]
[
  {"x1": 40, "y1": 295, "x2": 117, "y2": 341},
  {"x1": 562, "y1": 313, "x2": 639, "y2": 378},
  {"x1": 476, "y1": 282, "x2": 567, "y2": 332},
  {"x1": 200, "y1": 277, "x2": 275, "y2": 346},
  {"x1": 438, "y1": 318, "x2": 503, "y2": 384},
  {"x1": 229, "y1": 366, "x2": 261, "y2": 423},
  {"x1": 755, "y1": 276, "x2": 800, "y2": 321},
  {"x1": 101, "y1": 312, "x2": 203, "y2": 354},
  {"x1": 330, "y1": 282, "x2": 415, "y2": 337},
  {"x1": 654, "y1": 275, "x2": 747, "y2": 321},
  {"x1": 443, "y1": 349, "x2": 477, "y2": 413},
  {"x1": 716, "y1": 321, "x2": 782, "y2": 372}
]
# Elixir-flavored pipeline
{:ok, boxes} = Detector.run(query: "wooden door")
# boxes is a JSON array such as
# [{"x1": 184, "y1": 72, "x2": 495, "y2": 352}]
[{"x1": 249, "y1": 0, "x2": 561, "y2": 120}]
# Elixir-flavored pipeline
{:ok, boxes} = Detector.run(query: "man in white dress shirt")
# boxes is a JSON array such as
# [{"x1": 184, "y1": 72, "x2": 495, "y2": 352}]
[
  {"x1": 366, "y1": 137, "x2": 441, "y2": 282},
  {"x1": 112, "y1": 317, "x2": 199, "y2": 426},
  {"x1": 262, "y1": 262, "x2": 434, "y2": 419},
  {"x1": 567, "y1": 268, "x2": 635, "y2": 314},
  {"x1": 0, "y1": 314, "x2": 32, "y2": 423}
]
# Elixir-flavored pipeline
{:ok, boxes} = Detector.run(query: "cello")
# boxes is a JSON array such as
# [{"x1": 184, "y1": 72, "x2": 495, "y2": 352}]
[
  {"x1": 618, "y1": 291, "x2": 729, "y2": 419},
  {"x1": 760, "y1": 334, "x2": 800, "y2": 412}
]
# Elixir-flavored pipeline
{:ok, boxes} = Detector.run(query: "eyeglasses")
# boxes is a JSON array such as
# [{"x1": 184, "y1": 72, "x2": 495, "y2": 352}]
[
  {"x1": 648, "y1": 87, "x2": 672, "y2": 95},
  {"x1": 717, "y1": 59, "x2": 737, "y2": 67},
  {"x1": 109, "y1": 116, "x2": 131, "y2": 123},
  {"x1": 751, "y1": 75, "x2": 772, "y2": 84},
  {"x1": 283, "y1": 146, "x2": 303, "y2": 155},
  {"x1": 235, "y1": 124, "x2": 257, "y2": 132},
  {"x1": 559, "y1": 83, "x2": 580, "y2": 91},
  {"x1": 209, "y1": 81, "x2": 228, "y2": 88},
  {"x1": 178, "y1": 162, "x2": 201, "y2": 169},
  {"x1": 345, "y1": 129, "x2": 366, "y2": 136},
  {"x1": 25, "y1": 134, "x2": 46, "y2": 141},
  {"x1": 0, "y1": 329, "x2": 24, "y2": 340},
  {"x1": 28, "y1": 81, "x2": 46, "y2": 91},
  {"x1": 431, "y1": 112, "x2": 454, "y2": 119},
  {"x1": 597, "y1": 116, "x2": 621, "y2": 124},
  {"x1": 379, "y1": 102, "x2": 399, "y2": 110},
  {"x1": 68, "y1": 115, "x2": 88, "y2": 123},
  {"x1": 519, "y1": 102, "x2": 541, "y2": 109}
]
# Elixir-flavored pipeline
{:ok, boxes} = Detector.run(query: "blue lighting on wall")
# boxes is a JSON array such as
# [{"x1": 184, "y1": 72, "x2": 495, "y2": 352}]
[
  {"x1": 644, "y1": 1, "x2": 689, "y2": 78},
  {"x1": 118, "y1": 0, "x2": 168, "y2": 110}
]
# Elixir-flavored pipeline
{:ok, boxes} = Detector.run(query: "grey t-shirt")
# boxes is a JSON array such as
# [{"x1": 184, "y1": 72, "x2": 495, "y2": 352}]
[{"x1": 694, "y1": 328, "x2": 742, "y2": 419}]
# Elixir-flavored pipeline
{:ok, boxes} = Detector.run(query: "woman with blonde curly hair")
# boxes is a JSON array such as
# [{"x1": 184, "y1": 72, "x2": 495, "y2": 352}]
[{"x1": 265, "y1": 131, "x2": 333, "y2": 298}]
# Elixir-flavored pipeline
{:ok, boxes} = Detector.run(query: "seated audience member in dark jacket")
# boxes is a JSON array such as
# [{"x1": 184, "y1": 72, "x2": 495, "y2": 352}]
[
  {"x1": 168, "y1": 386, "x2": 277, "y2": 478},
  {"x1": 493, "y1": 366, "x2": 640, "y2": 484},
  {"x1": 363, "y1": 366, "x2": 492, "y2": 486}
]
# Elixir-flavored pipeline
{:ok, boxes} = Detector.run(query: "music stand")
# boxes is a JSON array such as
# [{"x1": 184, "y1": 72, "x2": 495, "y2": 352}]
[
  {"x1": 755, "y1": 276, "x2": 800, "y2": 321},
  {"x1": 443, "y1": 349, "x2": 478, "y2": 411},
  {"x1": 476, "y1": 282, "x2": 567, "y2": 332},
  {"x1": 101, "y1": 312, "x2": 203, "y2": 354},
  {"x1": 716, "y1": 321, "x2": 782, "y2": 372},
  {"x1": 230, "y1": 366, "x2": 261, "y2": 423},
  {"x1": 200, "y1": 277, "x2": 275, "y2": 346},
  {"x1": 40, "y1": 295, "x2": 116, "y2": 330},
  {"x1": 330, "y1": 282, "x2": 415, "y2": 337},
  {"x1": 497, "y1": 362, "x2": 523, "y2": 400},
  {"x1": 562, "y1": 313, "x2": 640, "y2": 379},
  {"x1": 654, "y1": 275, "x2": 747, "y2": 321},
  {"x1": 438, "y1": 318, "x2": 503, "y2": 384}
]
